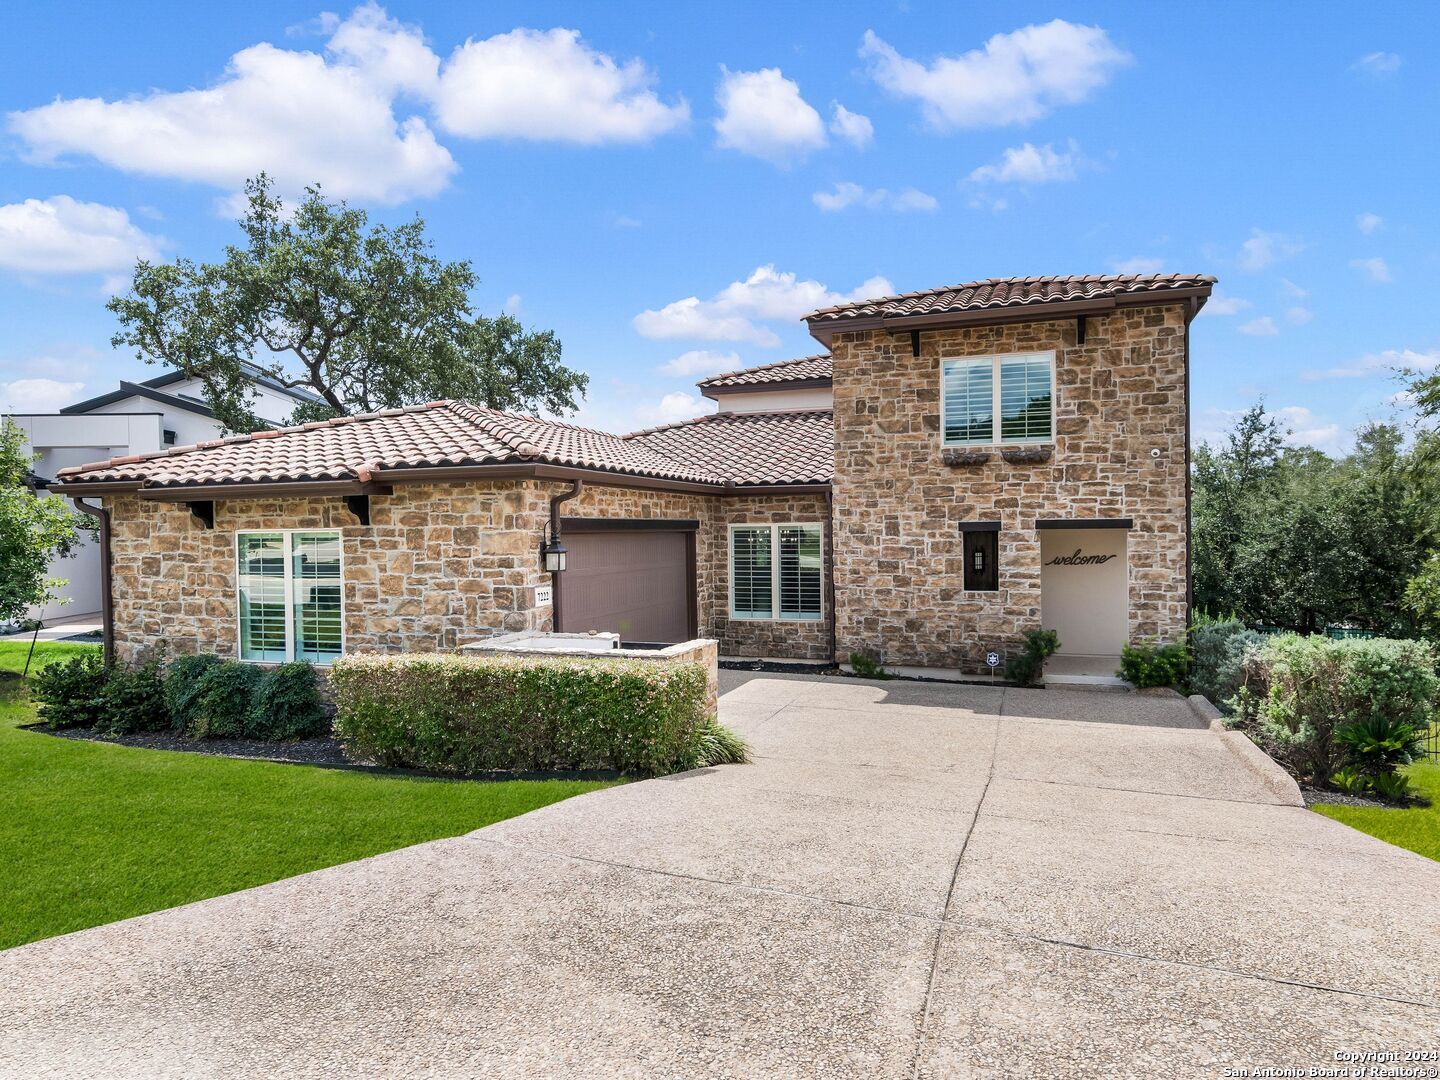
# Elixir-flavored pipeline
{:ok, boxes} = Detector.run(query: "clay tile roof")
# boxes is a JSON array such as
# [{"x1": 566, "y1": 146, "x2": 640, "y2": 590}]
[
  {"x1": 54, "y1": 400, "x2": 722, "y2": 489},
  {"x1": 803, "y1": 274, "x2": 1216, "y2": 322},
  {"x1": 625, "y1": 409, "x2": 833, "y2": 486},
  {"x1": 696, "y1": 354, "x2": 832, "y2": 389}
]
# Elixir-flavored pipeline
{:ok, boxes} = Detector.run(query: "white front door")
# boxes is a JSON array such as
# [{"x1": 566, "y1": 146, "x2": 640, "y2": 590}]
[{"x1": 1040, "y1": 528, "x2": 1128, "y2": 656}]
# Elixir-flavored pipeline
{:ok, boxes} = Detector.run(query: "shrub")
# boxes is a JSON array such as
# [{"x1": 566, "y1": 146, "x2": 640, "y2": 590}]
[
  {"x1": 1232, "y1": 635, "x2": 1438, "y2": 786},
  {"x1": 95, "y1": 653, "x2": 170, "y2": 734},
  {"x1": 1189, "y1": 618, "x2": 1264, "y2": 708},
  {"x1": 848, "y1": 650, "x2": 889, "y2": 680},
  {"x1": 30, "y1": 651, "x2": 106, "y2": 728},
  {"x1": 1333, "y1": 714, "x2": 1424, "y2": 781},
  {"x1": 189, "y1": 661, "x2": 263, "y2": 739},
  {"x1": 163, "y1": 653, "x2": 222, "y2": 732},
  {"x1": 247, "y1": 662, "x2": 327, "y2": 740},
  {"x1": 1119, "y1": 641, "x2": 1189, "y2": 689},
  {"x1": 683, "y1": 722, "x2": 750, "y2": 770},
  {"x1": 1005, "y1": 629, "x2": 1059, "y2": 687},
  {"x1": 329, "y1": 653, "x2": 714, "y2": 776}
]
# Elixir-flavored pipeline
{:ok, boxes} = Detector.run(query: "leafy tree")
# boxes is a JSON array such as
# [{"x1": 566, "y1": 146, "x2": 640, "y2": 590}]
[
  {"x1": 108, "y1": 175, "x2": 588, "y2": 432},
  {"x1": 0, "y1": 419, "x2": 91, "y2": 626},
  {"x1": 1193, "y1": 407, "x2": 1437, "y2": 635}
]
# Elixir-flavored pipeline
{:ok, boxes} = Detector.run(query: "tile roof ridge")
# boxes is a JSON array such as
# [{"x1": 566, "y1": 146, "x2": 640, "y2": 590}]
[
  {"x1": 695, "y1": 353, "x2": 831, "y2": 387},
  {"x1": 55, "y1": 399, "x2": 452, "y2": 479}
]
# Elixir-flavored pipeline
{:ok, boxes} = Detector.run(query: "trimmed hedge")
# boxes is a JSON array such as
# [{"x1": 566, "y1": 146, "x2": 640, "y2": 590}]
[
  {"x1": 1231, "y1": 634, "x2": 1437, "y2": 792},
  {"x1": 329, "y1": 653, "x2": 727, "y2": 776}
]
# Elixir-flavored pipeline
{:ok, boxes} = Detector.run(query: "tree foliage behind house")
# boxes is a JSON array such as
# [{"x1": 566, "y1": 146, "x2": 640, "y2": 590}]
[
  {"x1": 107, "y1": 175, "x2": 589, "y2": 433},
  {"x1": 0, "y1": 419, "x2": 90, "y2": 625},
  {"x1": 1192, "y1": 404, "x2": 1439, "y2": 635}
]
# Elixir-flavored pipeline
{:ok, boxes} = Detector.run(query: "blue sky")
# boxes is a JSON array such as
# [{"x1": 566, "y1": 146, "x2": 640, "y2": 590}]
[{"x1": 0, "y1": 2, "x2": 1435, "y2": 452}]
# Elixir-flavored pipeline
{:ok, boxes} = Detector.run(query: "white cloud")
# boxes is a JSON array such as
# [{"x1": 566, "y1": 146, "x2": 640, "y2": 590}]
[
  {"x1": 1109, "y1": 256, "x2": 1165, "y2": 276},
  {"x1": 634, "y1": 265, "x2": 893, "y2": 347},
  {"x1": 1237, "y1": 228, "x2": 1301, "y2": 271},
  {"x1": 829, "y1": 104, "x2": 873, "y2": 148},
  {"x1": 1352, "y1": 51, "x2": 1402, "y2": 75},
  {"x1": 1286, "y1": 305, "x2": 1314, "y2": 325},
  {"x1": 859, "y1": 21, "x2": 1130, "y2": 130},
  {"x1": 1351, "y1": 256, "x2": 1392, "y2": 283},
  {"x1": 713, "y1": 67, "x2": 827, "y2": 165},
  {"x1": 1199, "y1": 291, "x2": 1251, "y2": 316},
  {"x1": 1238, "y1": 316, "x2": 1279, "y2": 337},
  {"x1": 7, "y1": 7, "x2": 690, "y2": 204},
  {"x1": 661, "y1": 349, "x2": 742, "y2": 377},
  {"x1": 1274, "y1": 405, "x2": 1344, "y2": 454},
  {"x1": 0, "y1": 377, "x2": 85, "y2": 413},
  {"x1": 1356, "y1": 211, "x2": 1383, "y2": 235},
  {"x1": 1280, "y1": 278, "x2": 1308, "y2": 298},
  {"x1": 634, "y1": 391, "x2": 705, "y2": 428},
  {"x1": 8, "y1": 7, "x2": 456, "y2": 204},
  {"x1": 610, "y1": 213, "x2": 642, "y2": 229},
  {"x1": 0, "y1": 196, "x2": 162, "y2": 275},
  {"x1": 502, "y1": 294, "x2": 522, "y2": 315},
  {"x1": 1195, "y1": 404, "x2": 1344, "y2": 455},
  {"x1": 969, "y1": 140, "x2": 1081, "y2": 184},
  {"x1": 1302, "y1": 348, "x2": 1439, "y2": 382},
  {"x1": 434, "y1": 27, "x2": 688, "y2": 143},
  {"x1": 812, "y1": 181, "x2": 937, "y2": 213}
]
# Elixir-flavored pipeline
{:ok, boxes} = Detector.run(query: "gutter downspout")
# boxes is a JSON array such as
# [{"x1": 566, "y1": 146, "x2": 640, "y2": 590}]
[
  {"x1": 72, "y1": 498, "x2": 113, "y2": 668},
  {"x1": 547, "y1": 479, "x2": 584, "y2": 632}
]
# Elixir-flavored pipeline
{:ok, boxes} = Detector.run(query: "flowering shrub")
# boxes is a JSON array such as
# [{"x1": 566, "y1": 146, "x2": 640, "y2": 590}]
[{"x1": 329, "y1": 653, "x2": 728, "y2": 776}]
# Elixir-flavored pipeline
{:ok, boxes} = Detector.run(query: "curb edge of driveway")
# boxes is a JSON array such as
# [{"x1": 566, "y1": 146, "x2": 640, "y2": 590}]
[{"x1": 1187, "y1": 694, "x2": 1305, "y2": 808}]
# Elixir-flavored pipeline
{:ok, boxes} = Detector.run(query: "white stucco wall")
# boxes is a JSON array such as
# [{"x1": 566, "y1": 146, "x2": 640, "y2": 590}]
[{"x1": 712, "y1": 387, "x2": 833, "y2": 413}]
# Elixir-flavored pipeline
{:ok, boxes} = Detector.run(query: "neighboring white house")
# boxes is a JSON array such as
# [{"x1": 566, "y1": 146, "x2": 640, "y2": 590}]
[{"x1": 6, "y1": 367, "x2": 320, "y2": 622}]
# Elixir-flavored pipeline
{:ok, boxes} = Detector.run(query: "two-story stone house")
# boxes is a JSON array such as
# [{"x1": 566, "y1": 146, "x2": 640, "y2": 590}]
[{"x1": 50, "y1": 274, "x2": 1212, "y2": 680}]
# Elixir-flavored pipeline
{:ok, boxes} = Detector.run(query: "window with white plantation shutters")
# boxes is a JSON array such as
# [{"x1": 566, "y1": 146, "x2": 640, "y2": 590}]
[
  {"x1": 942, "y1": 352, "x2": 1054, "y2": 446},
  {"x1": 238, "y1": 533, "x2": 288, "y2": 662},
  {"x1": 730, "y1": 526, "x2": 773, "y2": 619},
  {"x1": 778, "y1": 524, "x2": 823, "y2": 620},
  {"x1": 238, "y1": 530, "x2": 344, "y2": 663},
  {"x1": 999, "y1": 354, "x2": 1053, "y2": 442},
  {"x1": 942, "y1": 358, "x2": 993, "y2": 444},
  {"x1": 730, "y1": 523, "x2": 823, "y2": 621}
]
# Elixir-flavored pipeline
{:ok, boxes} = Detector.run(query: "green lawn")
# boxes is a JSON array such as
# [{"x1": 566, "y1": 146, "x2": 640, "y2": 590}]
[
  {"x1": 0, "y1": 641, "x2": 613, "y2": 951},
  {"x1": 1312, "y1": 760, "x2": 1440, "y2": 862}
]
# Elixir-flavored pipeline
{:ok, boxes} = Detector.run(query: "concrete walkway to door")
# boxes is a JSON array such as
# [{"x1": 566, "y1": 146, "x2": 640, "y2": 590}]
[{"x1": 1, "y1": 674, "x2": 1437, "y2": 1077}]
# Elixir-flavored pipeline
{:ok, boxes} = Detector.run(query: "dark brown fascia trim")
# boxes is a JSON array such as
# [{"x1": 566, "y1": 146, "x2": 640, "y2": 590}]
[
  {"x1": 139, "y1": 480, "x2": 392, "y2": 501},
  {"x1": 958, "y1": 520, "x2": 1002, "y2": 533},
  {"x1": 700, "y1": 377, "x2": 832, "y2": 401},
  {"x1": 805, "y1": 288, "x2": 1214, "y2": 346},
  {"x1": 560, "y1": 517, "x2": 700, "y2": 533},
  {"x1": 1036, "y1": 517, "x2": 1134, "y2": 531},
  {"x1": 720, "y1": 483, "x2": 831, "y2": 496},
  {"x1": 47, "y1": 480, "x2": 145, "y2": 496},
  {"x1": 375, "y1": 462, "x2": 721, "y2": 495},
  {"x1": 53, "y1": 465, "x2": 834, "y2": 501}
]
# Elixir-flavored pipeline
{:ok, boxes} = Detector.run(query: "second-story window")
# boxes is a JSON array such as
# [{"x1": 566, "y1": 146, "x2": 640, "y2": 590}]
[{"x1": 942, "y1": 352, "x2": 1055, "y2": 446}]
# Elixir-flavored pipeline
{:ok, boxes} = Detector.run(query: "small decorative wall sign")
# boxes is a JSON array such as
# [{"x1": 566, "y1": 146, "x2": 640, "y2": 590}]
[{"x1": 1044, "y1": 548, "x2": 1117, "y2": 567}]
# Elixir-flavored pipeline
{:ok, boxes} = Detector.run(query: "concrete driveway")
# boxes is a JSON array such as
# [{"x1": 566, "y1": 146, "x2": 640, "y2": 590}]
[{"x1": 2, "y1": 675, "x2": 1437, "y2": 1078}]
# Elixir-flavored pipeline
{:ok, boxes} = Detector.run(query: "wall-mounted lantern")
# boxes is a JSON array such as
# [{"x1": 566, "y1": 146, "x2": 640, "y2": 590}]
[{"x1": 542, "y1": 537, "x2": 568, "y2": 573}]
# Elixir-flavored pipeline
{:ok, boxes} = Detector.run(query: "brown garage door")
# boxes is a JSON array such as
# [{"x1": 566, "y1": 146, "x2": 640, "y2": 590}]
[{"x1": 560, "y1": 528, "x2": 694, "y2": 644}]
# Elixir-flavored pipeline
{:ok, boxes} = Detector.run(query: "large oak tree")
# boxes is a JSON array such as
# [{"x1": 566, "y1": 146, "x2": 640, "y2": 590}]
[{"x1": 108, "y1": 175, "x2": 588, "y2": 432}]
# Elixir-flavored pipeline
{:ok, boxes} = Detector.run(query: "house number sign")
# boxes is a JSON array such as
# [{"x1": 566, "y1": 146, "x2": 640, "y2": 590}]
[{"x1": 1044, "y1": 548, "x2": 1117, "y2": 567}]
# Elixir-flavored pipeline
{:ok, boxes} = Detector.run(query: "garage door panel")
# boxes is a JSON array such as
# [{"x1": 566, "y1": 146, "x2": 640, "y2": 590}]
[{"x1": 563, "y1": 531, "x2": 691, "y2": 643}]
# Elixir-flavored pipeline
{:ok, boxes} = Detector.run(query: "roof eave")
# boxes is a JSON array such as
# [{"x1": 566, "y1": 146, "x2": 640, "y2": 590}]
[
  {"x1": 699, "y1": 377, "x2": 833, "y2": 401},
  {"x1": 805, "y1": 285, "x2": 1215, "y2": 345}
]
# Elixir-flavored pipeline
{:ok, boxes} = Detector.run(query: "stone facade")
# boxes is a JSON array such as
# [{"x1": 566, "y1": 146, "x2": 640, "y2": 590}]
[
  {"x1": 558, "y1": 483, "x2": 832, "y2": 660},
  {"x1": 107, "y1": 479, "x2": 831, "y2": 665},
  {"x1": 829, "y1": 303, "x2": 1190, "y2": 673},
  {"x1": 107, "y1": 481, "x2": 553, "y2": 664}
]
